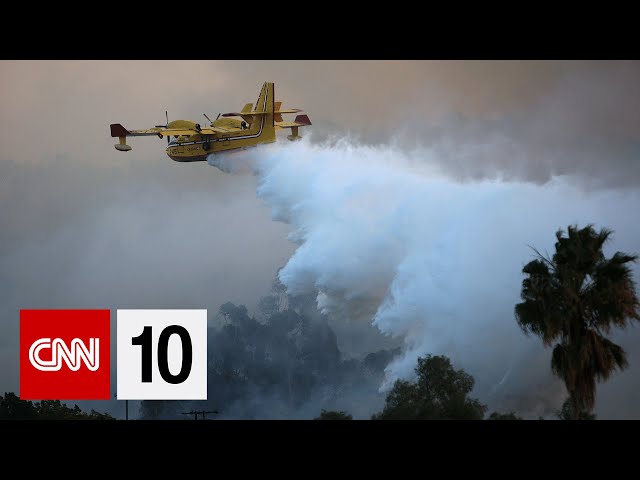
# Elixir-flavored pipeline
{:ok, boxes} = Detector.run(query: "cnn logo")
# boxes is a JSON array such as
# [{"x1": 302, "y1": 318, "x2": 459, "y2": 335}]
[
  {"x1": 29, "y1": 338, "x2": 100, "y2": 371},
  {"x1": 20, "y1": 310, "x2": 110, "y2": 400}
]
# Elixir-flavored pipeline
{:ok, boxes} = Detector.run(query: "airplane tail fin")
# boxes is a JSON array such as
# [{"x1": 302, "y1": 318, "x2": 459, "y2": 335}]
[
  {"x1": 274, "y1": 102, "x2": 283, "y2": 122},
  {"x1": 219, "y1": 82, "x2": 310, "y2": 142},
  {"x1": 218, "y1": 82, "x2": 276, "y2": 142},
  {"x1": 253, "y1": 82, "x2": 276, "y2": 142},
  {"x1": 254, "y1": 82, "x2": 275, "y2": 114}
]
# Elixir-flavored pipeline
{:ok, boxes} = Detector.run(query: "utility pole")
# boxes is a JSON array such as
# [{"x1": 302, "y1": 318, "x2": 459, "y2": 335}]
[
  {"x1": 114, "y1": 392, "x2": 129, "y2": 420},
  {"x1": 181, "y1": 410, "x2": 219, "y2": 420}
]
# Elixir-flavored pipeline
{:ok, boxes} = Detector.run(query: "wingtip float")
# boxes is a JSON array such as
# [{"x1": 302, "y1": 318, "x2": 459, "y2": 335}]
[{"x1": 109, "y1": 82, "x2": 311, "y2": 162}]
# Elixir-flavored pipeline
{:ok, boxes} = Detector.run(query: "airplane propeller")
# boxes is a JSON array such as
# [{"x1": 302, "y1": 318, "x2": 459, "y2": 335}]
[{"x1": 155, "y1": 111, "x2": 170, "y2": 144}]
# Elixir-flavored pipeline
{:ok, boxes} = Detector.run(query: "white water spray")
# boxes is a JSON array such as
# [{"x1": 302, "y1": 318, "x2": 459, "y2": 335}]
[{"x1": 210, "y1": 138, "x2": 640, "y2": 415}]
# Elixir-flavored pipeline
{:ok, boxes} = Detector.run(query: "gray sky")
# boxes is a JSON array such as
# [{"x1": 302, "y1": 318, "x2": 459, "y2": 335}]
[{"x1": 1, "y1": 61, "x2": 639, "y2": 417}]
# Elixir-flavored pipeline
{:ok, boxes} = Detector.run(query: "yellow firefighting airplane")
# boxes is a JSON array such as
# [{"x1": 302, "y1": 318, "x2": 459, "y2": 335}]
[{"x1": 109, "y1": 82, "x2": 311, "y2": 162}]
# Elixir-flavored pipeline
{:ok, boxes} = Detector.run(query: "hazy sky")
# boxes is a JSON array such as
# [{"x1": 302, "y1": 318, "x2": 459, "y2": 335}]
[{"x1": 1, "y1": 61, "x2": 639, "y2": 417}]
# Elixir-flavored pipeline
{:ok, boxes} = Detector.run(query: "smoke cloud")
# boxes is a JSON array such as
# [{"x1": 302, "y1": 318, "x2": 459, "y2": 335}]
[
  {"x1": 226, "y1": 137, "x2": 640, "y2": 418},
  {"x1": 222, "y1": 61, "x2": 640, "y2": 189}
]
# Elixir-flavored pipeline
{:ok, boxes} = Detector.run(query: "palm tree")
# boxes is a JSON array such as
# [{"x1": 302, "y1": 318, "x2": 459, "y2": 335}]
[{"x1": 515, "y1": 225, "x2": 639, "y2": 418}]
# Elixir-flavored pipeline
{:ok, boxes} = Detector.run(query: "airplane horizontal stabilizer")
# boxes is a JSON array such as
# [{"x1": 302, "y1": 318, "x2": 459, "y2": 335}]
[{"x1": 275, "y1": 114, "x2": 312, "y2": 128}]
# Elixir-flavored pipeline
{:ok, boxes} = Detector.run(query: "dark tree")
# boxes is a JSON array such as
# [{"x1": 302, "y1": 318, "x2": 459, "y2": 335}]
[
  {"x1": 515, "y1": 225, "x2": 640, "y2": 417},
  {"x1": 0, "y1": 392, "x2": 37, "y2": 420},
  {"x1": 141, "y1": 270, "x2": 401, "y2": 419},
  {"x1": 373, "y1": 355, "x2": 487, "y2": 420},
  {"x1": 488, "y1": 411, "x2": 522, "y2": 420},
  {"x1": 556, "y1": 397, "x2": 597, "y2": 420},
  {"x1": 142, "y1": 293, "x2": 396, "y2": 419},
  {"x1": 0, "y1": 392, "x2": 114, "y2": 420},
  {"x1": 314, "y1": 409, "x2": 353, "y2": 420}
]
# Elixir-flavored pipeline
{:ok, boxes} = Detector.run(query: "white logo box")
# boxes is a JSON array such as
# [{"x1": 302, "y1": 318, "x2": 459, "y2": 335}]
[{"x1": 116, "y1": 309, "x2": 207, "y2": 400}]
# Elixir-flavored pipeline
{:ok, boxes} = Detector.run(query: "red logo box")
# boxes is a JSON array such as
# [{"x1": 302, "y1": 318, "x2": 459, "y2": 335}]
[{"x1": 20, "y1": 310, "x2": 110, "y2": 400}]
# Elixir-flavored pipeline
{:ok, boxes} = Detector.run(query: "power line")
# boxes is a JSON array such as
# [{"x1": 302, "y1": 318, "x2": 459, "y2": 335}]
[{"x1": 181, "y1": 410, "x2": 219, "y2": 420}]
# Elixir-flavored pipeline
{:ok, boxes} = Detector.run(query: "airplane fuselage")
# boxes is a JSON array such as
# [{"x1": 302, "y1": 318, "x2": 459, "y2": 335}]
[
  {"x1": 165, "y1": 123, "x2": 275, "y2": 162},
  {"x1": 165, "y1": 102, "x2": 275, "y2": 162}
]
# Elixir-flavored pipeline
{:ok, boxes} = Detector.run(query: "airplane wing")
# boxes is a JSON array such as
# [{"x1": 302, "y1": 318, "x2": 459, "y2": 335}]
[
  {"x1": 155, "y1": 129, "x2": 196, "y2": 137},
  {"x1": 201, "y1": 127, "x2": 233, "y2": 134},
  {"x1": 221, "y1": 112, "x2": 262, "y2": 117},
  {"x1": 155, "y1": 127, "x2": 230, "y2": 137},
  {"x1": 111, "y1": 124, "x2": 161, "y2": 137},
  {"x1": 111, "y1": 124, "x2": 229, "y2": 138},
  {"x1": 221, "y1": 109, "x2": 302, "y2": 117}
]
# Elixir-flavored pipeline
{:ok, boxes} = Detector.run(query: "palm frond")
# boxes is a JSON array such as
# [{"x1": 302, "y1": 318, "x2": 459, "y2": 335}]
[{"x1": 526, "y1": 244, "x2": 555, "y2": 270}]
